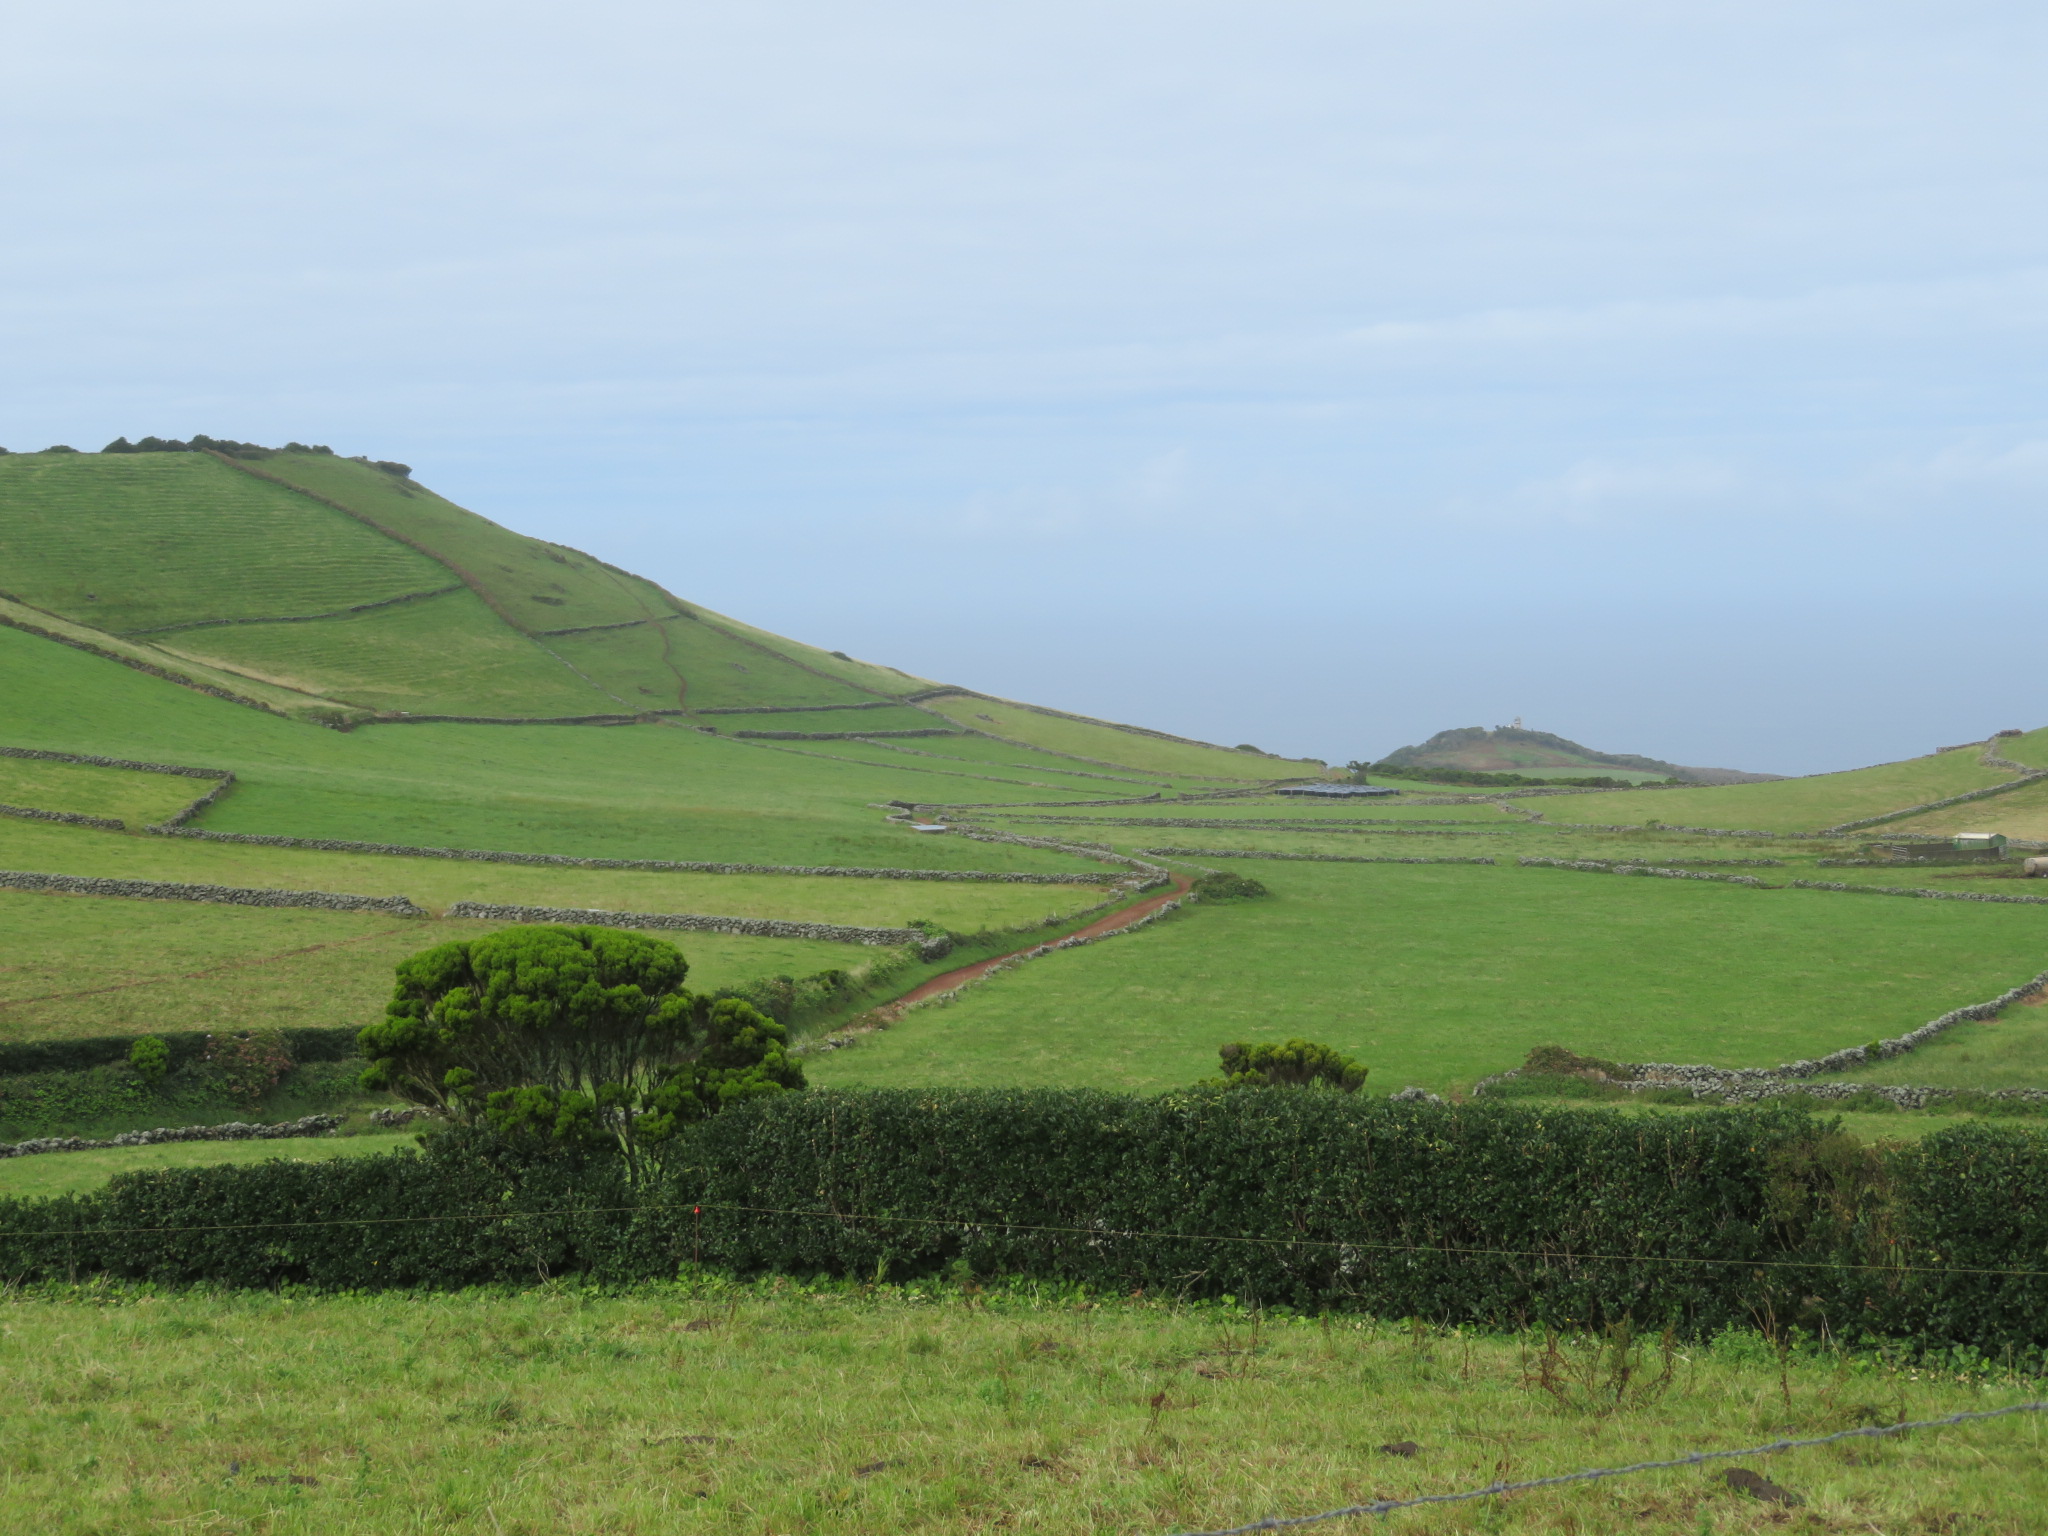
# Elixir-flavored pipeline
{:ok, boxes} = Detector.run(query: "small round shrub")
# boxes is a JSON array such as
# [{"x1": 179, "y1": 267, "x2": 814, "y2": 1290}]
[{"x1": 128, "y1": 1035, "x2": 171, "y2": 1086}]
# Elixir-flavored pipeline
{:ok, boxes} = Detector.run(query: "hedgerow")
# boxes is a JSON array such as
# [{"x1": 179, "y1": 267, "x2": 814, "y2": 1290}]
[{"x1": 2, "y1": 1091, "x2": 2043, "y2": 1351}]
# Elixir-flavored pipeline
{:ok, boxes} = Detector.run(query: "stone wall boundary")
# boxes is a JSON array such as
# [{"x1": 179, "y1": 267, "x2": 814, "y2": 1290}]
[
  {"x1": 1516, "y1": 856, "x2": 1773, "y2": 888},
  {"x1": 1819, "y1": 770, "x2": 2048, "y2": 835},
  {"x1": 442, "y1": 900, "x2": 937, "y2": 950},
  {"x1": 732, "y1": 728, "x2": 965, "y2": 741},
  {"x1": 0, "y1": 868, "x2": 426, "y2": 916},
  {"x1": 2, "y1": 1115, "x2": 343, "y2": 1160},
  {"x1": 1475, "y1": 968, "x2": 2048, "y2": 1109},
  {"x1": 0, "y1": 743, "x2": 231, "y2": 780},
  {"x1": 0, "y1": 803, "x2": 126, "y2": 831},
  {"x1": 1138, "y1": 846, "x2": 1496, "y2": 866},
  {"x1": 153, "y1": 773, "x2": 238, "y2": 829},
  {"x1": 1786, "y1": 879, "x2": 2048, "y2": 907},
  {"x1": 144, "y1": 826, "x2": 1115, "y2": 883},
  {"x1": 697, "y1": 701, "x2": 907, "y2": 715},
  {"x1": 0, "y1": 605, "x2": 296, "y2": 720}
]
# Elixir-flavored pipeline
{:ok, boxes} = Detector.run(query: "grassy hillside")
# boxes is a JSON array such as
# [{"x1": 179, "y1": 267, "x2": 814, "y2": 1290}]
[{"x1": 916, "y1": 693, "x2": 1306, "y2": 781}]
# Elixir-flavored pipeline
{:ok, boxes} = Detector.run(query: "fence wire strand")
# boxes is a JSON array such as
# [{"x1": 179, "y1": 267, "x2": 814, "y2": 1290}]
[{"x1": 1171, "y1": 1400, "x2": 2048, "y2": 1534}]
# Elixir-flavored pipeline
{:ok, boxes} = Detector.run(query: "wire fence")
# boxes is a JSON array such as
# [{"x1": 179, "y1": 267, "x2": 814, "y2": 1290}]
[{"x1": 1171, "y1": 1400, "x2": 2048, "y2": 1534}]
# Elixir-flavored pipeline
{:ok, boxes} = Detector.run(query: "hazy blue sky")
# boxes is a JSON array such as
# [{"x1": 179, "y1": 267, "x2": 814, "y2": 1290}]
[{"x1": 6, "y1": 3, "x2": 2045, "y2": 773}]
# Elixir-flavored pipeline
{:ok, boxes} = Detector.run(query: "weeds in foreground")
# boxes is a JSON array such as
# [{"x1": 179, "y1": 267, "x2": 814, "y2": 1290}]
[{"x1": 0, "y1": 1278, "x2": 2041, "y2": 1534}]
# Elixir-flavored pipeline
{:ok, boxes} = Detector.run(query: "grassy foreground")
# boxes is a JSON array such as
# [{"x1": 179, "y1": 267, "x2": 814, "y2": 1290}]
[{"x1": 0, "y1": 1282, "x2": 2039, "y2": 1535}]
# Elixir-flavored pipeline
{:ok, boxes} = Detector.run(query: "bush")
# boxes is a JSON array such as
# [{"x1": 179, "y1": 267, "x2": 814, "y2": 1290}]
[
  {"x1": 127, "y1": 1036, "x2": 170, "y2": 1087},
  {"x1": 202, "y1": 1032, "x2": 294, "y2": 1109},
  {"x1": 1214, "y1": 1039, "x2": 1367, "y2": 1092},
  {"x1": 1193, "y1": 871, "x2": 1268, "y2": 901}
]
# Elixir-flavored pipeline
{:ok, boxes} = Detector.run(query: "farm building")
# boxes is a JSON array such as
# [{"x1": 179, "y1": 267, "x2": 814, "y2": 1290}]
[
  {"x1": 1275, "y1": 783, "x2": 1400, "y2": 798},
  {"x1": 1867, "y1": 832, "x2": 2008, "y2": 864}
]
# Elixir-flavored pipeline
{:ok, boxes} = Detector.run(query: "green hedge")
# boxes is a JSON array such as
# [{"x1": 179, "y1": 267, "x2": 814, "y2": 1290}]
[{"x1": 1, "y1": 1091, "x2": 2044, "y2": 1352}]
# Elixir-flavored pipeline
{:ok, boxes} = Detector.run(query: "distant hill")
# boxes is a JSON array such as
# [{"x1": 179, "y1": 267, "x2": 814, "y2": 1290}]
[{"x1": 1374, "y1": 725, "x2": 1782, "y2": 786}]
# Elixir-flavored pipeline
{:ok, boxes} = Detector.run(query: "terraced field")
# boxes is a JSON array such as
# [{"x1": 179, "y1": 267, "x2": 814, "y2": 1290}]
[{"x1": 0, "y1": 755, "x2": 202, "y2": 825}]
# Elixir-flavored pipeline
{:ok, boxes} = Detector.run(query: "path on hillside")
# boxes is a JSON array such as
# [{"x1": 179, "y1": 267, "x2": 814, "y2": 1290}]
[{"x1": 869, "y1": 872, "x2": 1194, "y2": 1018}]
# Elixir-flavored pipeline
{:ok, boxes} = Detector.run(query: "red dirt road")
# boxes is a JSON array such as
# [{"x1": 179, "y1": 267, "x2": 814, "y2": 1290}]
[{"x1": 882, "y1": 873, "x2": 1193, "y2": 1012}]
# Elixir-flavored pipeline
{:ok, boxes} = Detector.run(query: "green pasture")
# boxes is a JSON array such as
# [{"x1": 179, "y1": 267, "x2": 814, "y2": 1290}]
[
  {"x1": 0, "y1": 818, "x2": 1115, "y2": 930},
  {"x1": 1882, "y1": 775, "x2": 2048, "y2": 841},
  {"x1": 810, "y1": 860, "x2": 2048, "y2": 1096},
  {"x1": 0, "y1": 1131, "x2": 417, "y2": 1200},
  {"x1": 1818, "y1": 993, "x2": 2048, "y2": 1090},
  {"x1": 0, "y1": 756, "x2": 200, "y2": 825},
  {"x1": 1539, "y1": 748, "x2": 2017, "y2": 834},
  {"x1": 161, "y1": 586, "x2": 614, "y2": 717},
  {"x1": 0, "y1": 626, "x2": 1111, "y2": 869},
  {"x1": 0, "y1": 1282, "x2": 2037, "y2": 1535},
  {"x1": 0, "y1": 451, "x2": 447, "y2": 634},
  {"x1": 0, "y1": 889, "x2": 872, "y2": 1045}
]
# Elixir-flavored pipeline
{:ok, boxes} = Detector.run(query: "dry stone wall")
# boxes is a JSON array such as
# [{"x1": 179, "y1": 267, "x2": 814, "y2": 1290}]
[
  {"x1": 0, "y1": 803, "x2": 124, "y2": 830},
  {"x1": 732, "y1": 728, "x2": 963, "y2": 741},
  {"x1": 0, "y1": 868, "x2": 425, "y2": 916},
  {"x1": 1517, "y1": 857, "x2": 1771, "y2": 888},
  {"x1": 1, "y1": 1115, "x2": 342, "y2": 1160},
  {"x1": 442, "y1": 900, "x2": 940, "y2": 951},
  {"x1": 147, "y1": 826, "x2": 1111, "y2": 883},
  {"x1": 1138, "y1": 846, "x2": 1496, "y2": 866}
]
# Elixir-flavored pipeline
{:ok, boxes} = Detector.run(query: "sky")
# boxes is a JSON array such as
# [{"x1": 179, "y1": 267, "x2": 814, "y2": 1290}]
[{"x1": 4, "y1": 2, "x2": 2045, "y2": 775}]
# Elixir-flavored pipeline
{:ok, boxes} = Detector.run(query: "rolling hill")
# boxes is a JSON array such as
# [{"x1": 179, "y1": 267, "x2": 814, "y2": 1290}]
[{"x1": 1375, "y1": 724, "x2": 1780, "y2": 785}]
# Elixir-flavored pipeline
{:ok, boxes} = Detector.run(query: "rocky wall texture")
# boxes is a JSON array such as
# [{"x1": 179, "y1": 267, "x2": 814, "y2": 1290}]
[
  {"x1": 442, "y1": 900, "x2": 940, "y2": 951},
  {"x1": 153, "y1": 773, "x2": 237, "y2": 829},
  {"x1": 0, "y1": 802, "x2": 125, "y2": 830},
  {"x1": 0, "y1": 743, "x2": 228, "y2": 779},
  {"x1": 1, "y1": 1114, "x2": 342, "y2": 1159},
  {"x1": 147, "y1": 826, "x2": 1110, "y2": 884},
  {"x1": 1517, "y1": 857, "x2": 1772, "y2": 888},
  {"x1": 1137, "y1": 846, "x2": 1496, "y2": 866},
  {"x1": 1786, "y1": 879, "x2": 2048, "y2": 906},
  {"x1": 697, "y1": 702, "x2": 906, "y2": 715},
  {"x1": 0, "y1": 868, "x2": 425, "y2": 915},
  {"x1": 732, "y1": 729, "x2": 964, "y2": 741},
  {"x1": 1476, "y1": 969, "x2": 2048, "y2": 1108}
]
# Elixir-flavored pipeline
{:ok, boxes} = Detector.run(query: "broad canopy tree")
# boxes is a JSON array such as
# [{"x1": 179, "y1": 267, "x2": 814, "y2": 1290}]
[{"x1": 359, "y1": 925, "x2": 804, "y2": 1168}]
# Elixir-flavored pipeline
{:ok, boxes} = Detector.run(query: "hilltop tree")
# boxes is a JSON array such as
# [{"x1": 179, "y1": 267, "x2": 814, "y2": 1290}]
[{"x1": 358, "y1": 924, "x2": 803, "y2": 1170}]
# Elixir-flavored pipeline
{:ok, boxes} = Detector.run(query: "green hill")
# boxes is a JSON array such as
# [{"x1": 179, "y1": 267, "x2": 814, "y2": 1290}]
[{"x1": 1375, "y1": 724, "x2": 1778, "y2": 785}]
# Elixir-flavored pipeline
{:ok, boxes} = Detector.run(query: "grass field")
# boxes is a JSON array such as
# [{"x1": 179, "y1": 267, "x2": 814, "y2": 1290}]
[
  {"x1": 0, "y1": 890, "x2": 880, "y2": 1046},
  {"x1": 0, "y1": 1131, "x2": 417, "y2": 1199},
  {"x1": 0, "y1": 1280, "x2": 2038, "y2": 1535},
  {"x1": 0, "y1": 756, "x2": 201, "y2": 824},
  {"x1": 810, "y1": 860, "x2": 2048, "y2": 1095},
  {"x1": 1530, "y1": 748, "x2": 2019, "y2": 834},
  {"x1": 1879, "y1": 775, "x2": 2048, "y2": 841}
]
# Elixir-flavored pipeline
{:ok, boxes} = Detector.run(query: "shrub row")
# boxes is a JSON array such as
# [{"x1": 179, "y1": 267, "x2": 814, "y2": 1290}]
[
  {"x1": 3, "y1": 1093, "x2": 2045, "y2": 1351},
  {"x1": 0, "y1": 1025, "x2": 360, "y2": 1078}
]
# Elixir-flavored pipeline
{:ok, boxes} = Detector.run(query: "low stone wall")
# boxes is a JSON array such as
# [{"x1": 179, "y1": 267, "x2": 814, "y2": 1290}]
[
  {"x1": 1517, "y1": 857, "x2": 1772, "y2": 888},
  {"x1": 0, "y1": 868, "x2": 425, "y2": 916},
  {"x1": 912, "y1": 794, "x2": 1167, "y2": 811},
  {"x1": 1, "y1": 1114, "x2": 342, "y2": 1159},
  {"x1": 697, "y1": 701, "x2": 908, "y2": 715},
  {"x1": 1820, "y1": 771, "x2": 2048, "y2": 835},
  {"x1": 0, "y1": 802, "x2": 125, "y2": 830},
  {"x1": 962, "y1": 814, "x2": 1510, "y2": 835},
  {"x1": 153, "y1": 772, "x2": 237, "y2": 829},
  {"x1": 1787, "y1": 879, "x2": 2048, "y2": 906},
  {"x1": 1475, "y1": 968, "x2": 2048, "y2": 1107},
  {"x1": 147, "y1": 826, "x2": 1111, "y2": 884},
  {"x1": 443, "y1": 900, "x2": 940, "y2": 951},
  {"x1": 1138, "y1": 846, "x2": 1496, "y2": 866},
  {"x1": 0, "y1": 743, "x2": 228, "y2": 779},
  {"x1": 732, "y1": 728, "x2": 964, "y2": 741}
]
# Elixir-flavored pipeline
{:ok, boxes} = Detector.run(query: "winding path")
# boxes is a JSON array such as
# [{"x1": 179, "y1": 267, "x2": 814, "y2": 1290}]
[{"x1": 874, "y1": 872, "x2": 1194, "y2": 1015}]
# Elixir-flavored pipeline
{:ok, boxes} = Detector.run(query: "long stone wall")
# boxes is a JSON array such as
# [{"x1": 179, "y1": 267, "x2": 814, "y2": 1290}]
[
  {"x1": 0, "y1": 743, "x2": 228, "y2": 779},
  {"x1": 732, "y1": 728, "x2": 964, "y2": 740},
  {"x1": 1516, "y1": 857, "x2": 1772, "y2": 888},
  {"x1": 1786, "y1": 879, "x2": 2048, "y2": 906},
  {"x1": 1137, "y1": 846, "x2": 1497, "y2": 866},
  {"x1": 442, "y1": 900, "x2": 940, "y2": 951},
  {"x1": 2, "y1": 1115, "x2": 343, "y2": 1160},
  {"x1": 0, "y1": 868, "x2": 425, "y2": 916},
  {"x1": 1476, "y1": 969, "x2": 2048, "y2": 1110},
  {"x1": 146, "y1": 826, "x2": 1113, "y2": 883},
  {"x1": 697, "y1": 701, "x2": 907, "y2": 715},
  {"x1": 0, "y1": 803, "x2": 125, "y2": 830}
]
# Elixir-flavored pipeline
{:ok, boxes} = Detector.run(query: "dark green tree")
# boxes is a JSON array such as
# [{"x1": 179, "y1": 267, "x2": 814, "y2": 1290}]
[
  {"x1": 358, "y1": 925, "x2": 803, "y2": 1171},
  {"x1": 1214, "y1": 1038, "x2": 1368, "y2": 1092}
]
